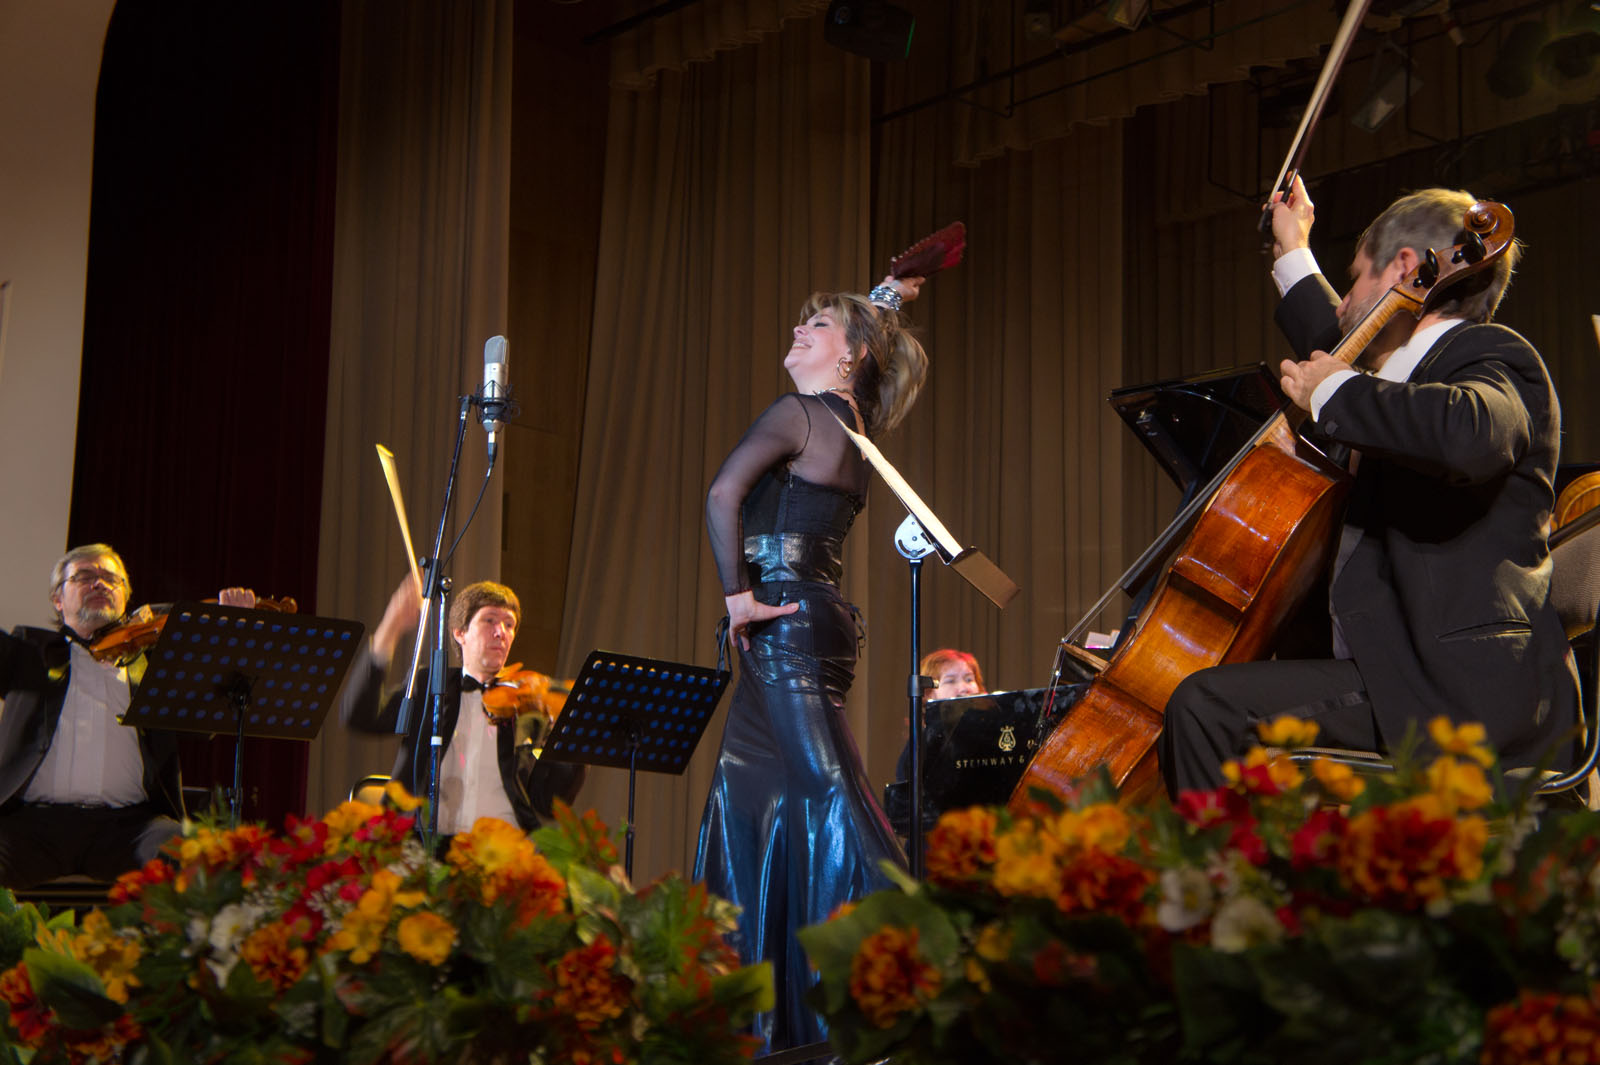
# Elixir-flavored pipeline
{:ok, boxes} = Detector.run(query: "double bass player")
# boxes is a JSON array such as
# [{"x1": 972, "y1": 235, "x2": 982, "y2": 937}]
[{"x1": 1157, "y1": 179, "x2": 1579, "y2": 793}]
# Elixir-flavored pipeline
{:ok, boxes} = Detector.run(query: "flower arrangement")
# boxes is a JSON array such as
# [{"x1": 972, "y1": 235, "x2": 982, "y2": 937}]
[
  {"x1": 0, "y1": 788, "x2": 770, "y2": 1065},
  {"x1": 802, "y1": 716, "x2": 1600, "y2": 1065}
]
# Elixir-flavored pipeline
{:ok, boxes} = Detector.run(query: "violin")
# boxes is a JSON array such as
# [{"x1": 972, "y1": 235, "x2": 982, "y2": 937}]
[
  {"x1": 89, "y1": 596, "x2": 299, "y2": 665},
  {"x1": 481, "y1": 663, "x2": 570, "y2": 724}
]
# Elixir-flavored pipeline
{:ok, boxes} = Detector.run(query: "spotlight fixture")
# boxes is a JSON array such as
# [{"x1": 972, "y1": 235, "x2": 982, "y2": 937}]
[
  {"x1": 1351, "y1": 40, "x2": 1422, "y2": 132},
  {"x1": 823, "y1": 0, "x2": 915, "y2": 61},
  {"x1": 1105, "y1": 0, "x2": 1152, "y2": 30},
  {"x1": 1485, "y1": 20, "x2": 1549, "y2": 99}
]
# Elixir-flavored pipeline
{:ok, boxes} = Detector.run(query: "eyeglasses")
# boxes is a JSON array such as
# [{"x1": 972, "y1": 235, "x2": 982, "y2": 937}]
[{"x1": 62, "y1": 569, "x2": 127, "y2": 590}]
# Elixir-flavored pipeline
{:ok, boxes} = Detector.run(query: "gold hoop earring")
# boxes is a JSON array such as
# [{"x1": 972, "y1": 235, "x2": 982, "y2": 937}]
[{"x1": 836, "y1": 359, "x2": 852, "y2": 381}]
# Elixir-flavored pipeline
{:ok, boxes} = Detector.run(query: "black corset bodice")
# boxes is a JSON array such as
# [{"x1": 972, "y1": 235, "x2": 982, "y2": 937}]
[{"x1": 741, "y1": 469, "x2": 864, "y2": 587}]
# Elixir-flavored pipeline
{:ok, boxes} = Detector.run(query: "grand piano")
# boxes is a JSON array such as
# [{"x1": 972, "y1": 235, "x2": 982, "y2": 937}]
[{"x1": 884, "y1": 362, "x2": 1291, "y2": 835}]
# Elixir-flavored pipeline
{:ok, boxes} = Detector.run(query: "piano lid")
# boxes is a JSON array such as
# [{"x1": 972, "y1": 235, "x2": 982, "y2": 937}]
[{"x1": 1109, "y1": 362, "x2": 1287, "y2": 495}]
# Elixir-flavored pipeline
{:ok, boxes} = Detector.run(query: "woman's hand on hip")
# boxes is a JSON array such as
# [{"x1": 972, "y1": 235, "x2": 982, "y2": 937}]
[{"x1": 724, "y1": 591, "x2": 800, "y2": 651}]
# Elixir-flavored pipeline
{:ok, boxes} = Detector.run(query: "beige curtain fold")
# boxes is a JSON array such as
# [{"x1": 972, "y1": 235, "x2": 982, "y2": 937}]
[
  {"x1": 609, "y1": 0, "x2": 832, "y2": 89},
  {"x1": 308, "y1": 0, "x2": 512, "y2": 816},
  {"x1": 885, "y1": 0, "x2": 1339, "y2": 166},
  {"x1": 556, "y1": 19, "x2": 872, "y2": 883}
]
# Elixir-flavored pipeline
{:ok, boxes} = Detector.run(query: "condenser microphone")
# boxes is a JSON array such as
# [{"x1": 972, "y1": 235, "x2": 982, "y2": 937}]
[{"x1": 480, "y1": 335, "x2": 509, "y2": 462}]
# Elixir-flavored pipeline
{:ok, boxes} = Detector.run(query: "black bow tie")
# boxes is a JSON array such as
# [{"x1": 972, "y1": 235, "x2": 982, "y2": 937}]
[{"x1": 460, "y1": 673, "x2": 490, "y2": 692}]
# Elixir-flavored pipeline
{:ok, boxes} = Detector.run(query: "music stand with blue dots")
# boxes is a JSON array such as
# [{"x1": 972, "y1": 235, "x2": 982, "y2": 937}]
[
  {"x1": 115, "y1": 601, "x2": 365, "y2": 825},
  {"x1": 543, "y1": 649, "x2": 730, "y2": 878}
]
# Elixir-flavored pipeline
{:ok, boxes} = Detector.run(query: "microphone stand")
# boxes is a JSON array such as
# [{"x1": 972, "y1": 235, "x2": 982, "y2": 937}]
[
  {"x1": 894, "y1": 514, "x2": 936, "y2": 879},
  {"x1": 395, "y1": 394, "x2": 477, "y2": 853}
]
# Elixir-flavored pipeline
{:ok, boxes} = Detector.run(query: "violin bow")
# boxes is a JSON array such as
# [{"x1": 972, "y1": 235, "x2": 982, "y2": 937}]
[
  {"x1": 376, "y1": 444, "x2": 425, "y2": 597},
  {"x1": 1259, "y1": 0, "x2": 1373, "y2": 246}
]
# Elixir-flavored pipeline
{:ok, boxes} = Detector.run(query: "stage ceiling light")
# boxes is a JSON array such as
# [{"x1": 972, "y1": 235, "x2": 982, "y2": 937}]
[
  {"x1": 824, "y1": 0, "x2": 915, "y2": 61},
  {"x1": 1352, "y1": 42, "x2": 1422, "y2": 132}
]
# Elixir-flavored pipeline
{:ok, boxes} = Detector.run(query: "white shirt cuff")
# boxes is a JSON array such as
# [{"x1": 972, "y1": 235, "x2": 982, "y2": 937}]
[
  {"x1": 1271, "y1": 246, "x2": 1320, "y2": 298},
  {"x1": 1309, "y1": 369, "x2": 1359, "y2": 422}
]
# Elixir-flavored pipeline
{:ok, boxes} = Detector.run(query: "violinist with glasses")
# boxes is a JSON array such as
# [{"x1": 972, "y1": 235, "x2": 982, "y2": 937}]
[{"x1": 0, "y1": 543, "x2": 256, "y2": 888}]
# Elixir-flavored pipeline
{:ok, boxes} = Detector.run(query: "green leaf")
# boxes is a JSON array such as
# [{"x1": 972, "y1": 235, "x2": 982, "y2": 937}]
[{"x1": 22, "y1": 947, "x2": 125, "y2": 1030}]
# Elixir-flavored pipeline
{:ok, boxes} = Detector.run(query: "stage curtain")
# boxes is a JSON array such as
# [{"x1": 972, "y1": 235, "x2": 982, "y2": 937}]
[
  {"x1": 306, "y1": 0, "x2": 513, "y2": 816},
  {"x1": 608, "y1": 0, "x2": 832, "y2": 89},
  {"x1": 69, "y1": 0, "x2": 340, "y2": 825},
  {"x1": 555, "y1": 18, "x2": 872, "y2": 883}
]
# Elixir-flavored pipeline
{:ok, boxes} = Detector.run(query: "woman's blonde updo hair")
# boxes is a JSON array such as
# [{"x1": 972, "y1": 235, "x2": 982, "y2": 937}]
[{"x1": 798, "y1": 291, "x2": 928, "y2": 436}]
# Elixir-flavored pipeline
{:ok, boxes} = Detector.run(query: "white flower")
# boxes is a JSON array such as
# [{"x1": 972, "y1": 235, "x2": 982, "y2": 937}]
[
  {"x1": 209, "y1": 901, "x2": 266, "y2": 955},
  {"x1": 1156, "y1": 867, "x2": 1215, "y2": 932},
  {"x1": 1210, "y1": 895, "x2": 1283, "y2": 953}
]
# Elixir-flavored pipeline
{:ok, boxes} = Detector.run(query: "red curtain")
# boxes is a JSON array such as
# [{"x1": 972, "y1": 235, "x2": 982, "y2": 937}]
[{"x1": 69, "y1": 0, "x2": 340, "y2": 824}]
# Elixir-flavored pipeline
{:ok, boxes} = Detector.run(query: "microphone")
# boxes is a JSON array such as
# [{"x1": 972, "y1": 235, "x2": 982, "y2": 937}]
[{"x1": 480, "y1": 335, "x2": 509, "y2": 462}]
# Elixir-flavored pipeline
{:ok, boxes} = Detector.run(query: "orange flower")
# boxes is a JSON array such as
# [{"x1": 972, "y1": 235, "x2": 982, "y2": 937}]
[
  {"x1": 552, "y1": 937, "x2": 631, "y2": 1029},
  {"x1": 1055, "y1": 803, "x2": 1136, "y2": 853},
  {"x1": 240, "y1": 921, "x2": 310, "y2": 992},
  {"x1": 1338, "y1": 795, "x2": 1487, "y2": 907},
  {"x1": 1482, "y1": 988, "x2": 1600, "y2": 1065},
  {"x1": 397, "y1": 912, "x2": 457, "y2": 966},
  {"x1": 1310, "y1": 758, "x2": 1366, "y2": 802},
  {"x1": 848, "y1": 926, "x2": 942, "y2": 1029},
  {"x1": 1222, "y1": 747, "x2": 1303, "y2": 794},
  {"x1": 109, "y1": 857, "x2": 175, "y2": 904},
  {"x1": 1257, "y1": 714, "x2": 1321, "y2": 749},
  {"x1": 321, "y1": 800, "x2": 384, "y2": 850},
  {"x1": 384, "y1": 778, "x2": 425, "y2": 811},
  {"x1": 992, "y1": 821, "x2": 1064, "y2": 899},
  {"x1": 1428, "y1": 716, "x2": 1495, "y2": 767},
  {"x1": 924, "y1": 807, "x2": 998, "y2": 885},
  {"x1": 448, "y1": 820, "x2": 567, "y2": 925},
  {"x1": 69, "y1": 910, "x2": 142, "y2": 1003},
  {"x1": 1055, "y1": 850, "x2": 1156, "y2": 925},
  {"x1": 1426, "y1": 756, "x2": 1493, "y2": 813},
  {"x1": 0, "y1": 963, "x2": 52, "y2": 1045}
]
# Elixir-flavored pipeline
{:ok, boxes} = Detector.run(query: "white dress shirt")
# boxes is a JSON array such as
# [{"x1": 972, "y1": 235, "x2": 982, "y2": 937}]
[
  {"x1": 22, "y1": 641, "x2": 146, "y2": 806},
  {"x1": 436, "y1": 686, "x2": 519, "y2": 835}
]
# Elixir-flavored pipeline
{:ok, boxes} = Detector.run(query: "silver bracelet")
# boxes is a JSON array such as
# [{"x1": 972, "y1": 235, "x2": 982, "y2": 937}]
[{"x1": 868, "y1": 284, "x2": 903, "y2": 312}]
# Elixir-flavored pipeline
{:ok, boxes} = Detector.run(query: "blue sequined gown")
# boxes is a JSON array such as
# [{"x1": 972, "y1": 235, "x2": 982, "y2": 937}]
[{"x1": 695, "y1": 390, "x2": 907, "y2": 1055}]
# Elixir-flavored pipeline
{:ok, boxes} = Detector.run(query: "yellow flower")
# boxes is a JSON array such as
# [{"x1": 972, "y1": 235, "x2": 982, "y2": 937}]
[
  {"x1": 68, "y1": 912, "x2": 142, "y2": 1004},
  {"x1": 1257, "y1": 714, "x2": 1321, "y2": 749},
  {"x1": 992, "y1": 822, "x2": 1063, "y2": 899},
  {"x1": 384, "y1": 779, "x2": 425, "y2": 811},
  {"x1": 327, "y1": 908, "x2": 386, "y2": 964},
  {"x1": 1426, "y1": 756, "x2": 1493, "y2": 812},
  {"x1": 1055, "y1": 804, "x2": 1135, "y2": 853},
  {"x1": 1427, "y1": 717, "x2": 1494, "y2": 767},
  {"x1": 448, "y1": 817, "x2": 536, "y2": 876},
  {"x1": 322, "y1": 800, "x2": 384, "y2": 847},
  {"x1": 396, "y1": 912, "x2": 457, "y2": 966},
  {"x1": 1222, "y1": 747, "x2": 1303, "y2": 792},
  {"x1": 974, "y1": 923, "x2": 1012, "y2": 963},
  {"x1": 1311, "y1": 758, "x2": 1367, "y2": 801}
]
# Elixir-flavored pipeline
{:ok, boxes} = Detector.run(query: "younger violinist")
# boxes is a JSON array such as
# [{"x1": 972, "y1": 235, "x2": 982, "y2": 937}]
[
  {"x1": 0, "y1": 543, "x2": 256, "y2": 889},
  {"x1": 338, "y1": 577, "x2": 585, "y2": 836},
  {"x1": 1158, "y1": 182, "x2": 1578, "y2": 794}
]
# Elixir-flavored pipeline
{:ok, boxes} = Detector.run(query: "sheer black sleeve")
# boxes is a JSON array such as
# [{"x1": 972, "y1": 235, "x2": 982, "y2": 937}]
[{"x1": 706, "y1": 395, "x2": 813, "y2": 595}]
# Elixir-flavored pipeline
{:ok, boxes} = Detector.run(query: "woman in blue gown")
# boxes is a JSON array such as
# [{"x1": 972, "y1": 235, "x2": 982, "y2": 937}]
[{"x1": 695, "y1": 275, "x2": 928, "y2": 1055}]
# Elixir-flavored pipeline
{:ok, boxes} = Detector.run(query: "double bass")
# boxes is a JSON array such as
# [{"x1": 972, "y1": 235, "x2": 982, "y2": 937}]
[{"x1": 1011, "y1": 202, "x2": 1518, "y2": 807}]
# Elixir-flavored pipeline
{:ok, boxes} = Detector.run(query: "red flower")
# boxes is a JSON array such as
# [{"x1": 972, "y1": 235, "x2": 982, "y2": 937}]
[{"x1": 1291, "y1": 808, "x2": 1348, "y2": 870}]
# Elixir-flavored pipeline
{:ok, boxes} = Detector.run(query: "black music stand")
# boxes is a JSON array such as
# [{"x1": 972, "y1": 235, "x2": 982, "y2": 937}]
[
  {"x1": 117, "y1": 601, "x2": 366, "y2": 825},
  {"x1": 542, "y1": 650, "x2": 729, "y2": 879}
]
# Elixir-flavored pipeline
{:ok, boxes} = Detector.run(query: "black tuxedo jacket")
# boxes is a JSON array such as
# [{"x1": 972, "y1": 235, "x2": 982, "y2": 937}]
[
  {"x1": 1277, "y1": 275, "x2": 1578, "y2": 768},
  {"x1": 338, "y1": 649, "x2": 585, "y2": 831},
  {"x1": 0, "y1": 626, "x2": 185, "y2": 817}
]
